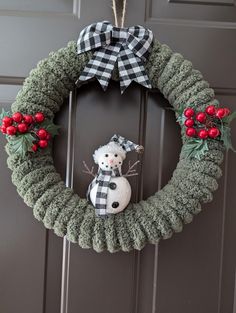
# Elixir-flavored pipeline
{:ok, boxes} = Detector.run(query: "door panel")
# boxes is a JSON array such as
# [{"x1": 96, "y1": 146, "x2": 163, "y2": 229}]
[
  {"x1": 0, "y1": 1, "x2": 235, "y2": 313},
  {"x1": 146, "y1": 0, "x2": 236, "y2": 88},
  {"x1": 153, "y1": 91, "x2": 236, "y2": 313},
  {"x1": 0, "y1": 0, "x2": 74, "y2": 13},
  {"x1": 67, "y1": 82, "x2": 145, "y2": 313},
  {"x1": 0, "y1": 86, "x2": 46, "y2": 313}
]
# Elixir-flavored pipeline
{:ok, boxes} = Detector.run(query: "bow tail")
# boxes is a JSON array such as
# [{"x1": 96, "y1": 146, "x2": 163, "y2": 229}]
[
  {"x1": 117, "y1": 48, "x2": 152, "y2": 94},
  {"x1": 79, "y1": 46, "x2": 119, "y2": 91}
]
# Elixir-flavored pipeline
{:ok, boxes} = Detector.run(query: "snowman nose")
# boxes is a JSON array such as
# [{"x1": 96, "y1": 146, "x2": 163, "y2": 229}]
[{"x1": 109, "y1": 159, "x2": 114, "y2": 164}]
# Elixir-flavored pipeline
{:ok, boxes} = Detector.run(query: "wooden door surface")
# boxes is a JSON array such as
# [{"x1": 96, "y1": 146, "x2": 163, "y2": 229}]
[{"x1": 0, "y1": 1, "x2": 235, "y2": 313}]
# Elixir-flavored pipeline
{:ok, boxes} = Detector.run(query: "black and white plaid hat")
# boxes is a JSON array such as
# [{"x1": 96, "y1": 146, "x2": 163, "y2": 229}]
[
  {"x1": 110, "y1": 134, "x2": 141, "y2": 153},
  {"x1": 77, "y1": 21, "x2": 153, "y2": 93}
]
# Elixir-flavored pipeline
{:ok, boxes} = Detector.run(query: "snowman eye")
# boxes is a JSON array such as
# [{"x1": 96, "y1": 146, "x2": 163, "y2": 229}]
[
  {"x1": 102, "y1": 162, "x2": 104, "y2": 164},
  {"x1": 114, "y1": 154, "x2": 118, "y2": 157},
  {"x1": 105, "y1": 154, "x2": 109, "y2": 157}
]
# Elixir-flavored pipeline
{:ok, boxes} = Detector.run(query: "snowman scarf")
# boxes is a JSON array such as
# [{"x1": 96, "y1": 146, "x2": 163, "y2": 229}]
[{"x1": 87, "y1": 167, "x2": 121, "y2": 217}]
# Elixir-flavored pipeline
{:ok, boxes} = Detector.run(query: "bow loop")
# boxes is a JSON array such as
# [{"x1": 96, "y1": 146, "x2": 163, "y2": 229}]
[
  {"x1": 77, "y1": 21, "x2": 153, "y2": 93},
  {"x1": 126, "y1": 27, "x2": 153, "y2": 61},
  {"x1": 77, "y1": 21, "x2": 113, "y2": 53}
]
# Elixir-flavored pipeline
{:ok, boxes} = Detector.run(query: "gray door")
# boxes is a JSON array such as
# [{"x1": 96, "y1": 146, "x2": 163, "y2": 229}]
[{"x1": 0, "y1": 1, "x2": 235, "y2": 313}]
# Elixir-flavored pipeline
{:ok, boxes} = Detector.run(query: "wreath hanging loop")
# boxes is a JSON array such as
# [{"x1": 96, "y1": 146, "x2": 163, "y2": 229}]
[{"x1": 112, "y1": 0, "x2": 127, "y2": 28}]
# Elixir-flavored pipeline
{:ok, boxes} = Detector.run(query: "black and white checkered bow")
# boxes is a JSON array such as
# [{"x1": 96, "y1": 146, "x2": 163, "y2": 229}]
[{"x1": 77, "y1": 21, "x2": 153, "y2": 93}]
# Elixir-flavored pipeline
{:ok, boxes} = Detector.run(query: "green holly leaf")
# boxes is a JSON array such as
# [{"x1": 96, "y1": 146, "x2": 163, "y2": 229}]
[
  {"x1": 182, "y1": 139, "x2": 209, "y2": 160},
  {"x1": 177, "y1": 114, "x2": 186, "y2": 126},
  {"x1": 222, "y1": 111, "x2": 236, "y2": 125},
  {"x1": 0, "y1": 108, "x2": 10, "y2": 123},
  {"x1": 40, "y1": 120, "x2": 60, "y2": 137},
  {"x1": 175, "y1": 105, "x2": 186, "y2": 126},
  {"x1": 9, "y1": 133, "x2": 35, "y2": 157},
  {"x1": 220, "y1": 125, "x2": 236, "y2": 152}
]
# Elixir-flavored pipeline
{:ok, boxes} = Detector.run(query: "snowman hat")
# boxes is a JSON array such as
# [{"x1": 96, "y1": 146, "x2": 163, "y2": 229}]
[{"x1": 93, "y1": 134, "x2": 143, "y2": 164}]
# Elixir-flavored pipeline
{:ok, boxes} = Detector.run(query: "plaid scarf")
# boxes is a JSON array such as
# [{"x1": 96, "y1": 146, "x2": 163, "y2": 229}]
[
  {"x1": 87, "y1": 168, "x2": 121, "y2": 217},
  {"x1": 77, "y1": 21, "x2": 153, "y2": 93}
]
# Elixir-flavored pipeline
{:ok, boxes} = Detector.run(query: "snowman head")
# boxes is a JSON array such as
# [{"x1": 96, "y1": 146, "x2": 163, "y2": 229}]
[{"x1": 93, "y1": 142, "x2": 126, "y2": 171}]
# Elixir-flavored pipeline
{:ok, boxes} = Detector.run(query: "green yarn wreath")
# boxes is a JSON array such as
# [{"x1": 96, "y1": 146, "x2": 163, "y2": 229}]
[{"x1": 5, "y1": 40, "x2": 224, "y2": 253}]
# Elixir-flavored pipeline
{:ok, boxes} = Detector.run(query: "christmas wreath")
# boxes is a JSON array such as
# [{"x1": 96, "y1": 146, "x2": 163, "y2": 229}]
[{"x1": 1, "y1": 22, "x2": 235, "y2": 252}]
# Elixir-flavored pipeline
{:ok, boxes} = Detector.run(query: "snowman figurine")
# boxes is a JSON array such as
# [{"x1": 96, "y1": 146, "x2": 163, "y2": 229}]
[{"x1": 83, "y1": 134, "x2": 144, "y2": 217}]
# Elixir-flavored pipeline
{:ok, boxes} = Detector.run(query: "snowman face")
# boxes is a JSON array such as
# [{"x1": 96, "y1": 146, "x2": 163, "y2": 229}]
[{"x1": 98, "y1": 152, "x2": 123, "y2": 171}]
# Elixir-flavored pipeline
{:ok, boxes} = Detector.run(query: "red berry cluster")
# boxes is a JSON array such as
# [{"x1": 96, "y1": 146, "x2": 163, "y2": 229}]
[
  {"x1": 184, "y1": 105, "x2": 230, "y2": 139},
  {"x1": 0, "y1": 112, "x2": 51, "y2": 152}
]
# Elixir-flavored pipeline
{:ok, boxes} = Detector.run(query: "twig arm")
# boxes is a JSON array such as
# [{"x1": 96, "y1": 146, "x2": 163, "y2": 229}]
[
  {"x1": 82, "y1": 161, "x2": 96, "y2": 178},
  {"x1": 123, "y1": 160, "x2": 140, "y2": 177},
  {"x1": 124, "y1": 173, "x2": 139, "y2": 178}
]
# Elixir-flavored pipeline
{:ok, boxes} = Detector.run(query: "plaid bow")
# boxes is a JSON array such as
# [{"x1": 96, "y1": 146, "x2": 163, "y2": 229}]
[
  {"x1": 87, "y1": 168, "x2": 121, "y2": 217},
  {"x1": 77, "y1": 21, "x2": 153, "y2": 93}
]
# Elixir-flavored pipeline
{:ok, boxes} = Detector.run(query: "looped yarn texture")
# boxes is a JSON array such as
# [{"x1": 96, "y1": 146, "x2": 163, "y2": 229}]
[{"x1": 6, "y1": 40, "x2": 224, "y2": 253}]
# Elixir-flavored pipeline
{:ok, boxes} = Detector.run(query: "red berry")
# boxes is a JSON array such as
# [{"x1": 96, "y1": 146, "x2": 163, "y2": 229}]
[
  {"x1": 198, "y1": 129, "x2": 208, "y2": 139},
  {"x1": 186, "y1": 127, "x2": 196, "y2": 137},
  {"x1": 184, "y1": 118, "x2": 194, "y2": 127},
  {"x1": 17, "y1": 123, "x2": 28, "y2": 133},
  {"x1": 0, "y1": 125, "x2": 7, "y2": 134},
  {"x1": 208, "y1": 127, "x2": 220, "y2": 139},
  {"x1": 46, "y1": 133, "x2": 51, "y2": 141},
  {"x1": 38, "y1": 140, "x2": 48, "y2": 149},
  {"x1": 2, "y1": 116, "x2": 13, "y2": 127},
  {"x1": 6, "y1": 125, "x2": 17, "y2": 135},
  {"x1": 223, "y1": 108, "x2": 231, "y2": 116},
  {"x1": 12, "y1": 112, "x2": 23, "y2": 123},
  {"x1": 196, "y1": 112, "x2": 207, "y2": 123},
  {"x1": 205, "y1": 105, "x2": 216, "y2": 116},
  {"x1": 34, "y1": 112, "x2": 45, "y2": 123},
  {"x1": 216, "y1": 108, "x2": 226, "y2": 119},
  {"x1": 23, "y1": 114, "x2": 33, "y2": 124},
  {"x1": 37, "y1": 128, "x2": 48, "y2": 139},
  {"x1": 32, "y1": 144, "x2": 38, "y2": 152},
  {"x1": 184, "y1": 108, "x2": 195, "y2": 118}
]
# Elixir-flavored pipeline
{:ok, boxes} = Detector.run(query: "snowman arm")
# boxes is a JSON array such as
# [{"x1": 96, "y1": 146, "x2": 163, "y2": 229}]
[
  {"x1": 123, "y1": 173, "x2": 139, "y2": 177},
  {"x1": 123, "y1": 160, "x2": 140, "y2": 177},
  {"x1": 82, "y1": 161, "x2": 96, "y2": 178}
]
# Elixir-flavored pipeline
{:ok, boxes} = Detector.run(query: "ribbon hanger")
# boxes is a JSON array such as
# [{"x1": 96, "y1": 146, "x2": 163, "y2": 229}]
[{"x1": 112, "y1": 0, "x2": 127, "y2": 28}]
